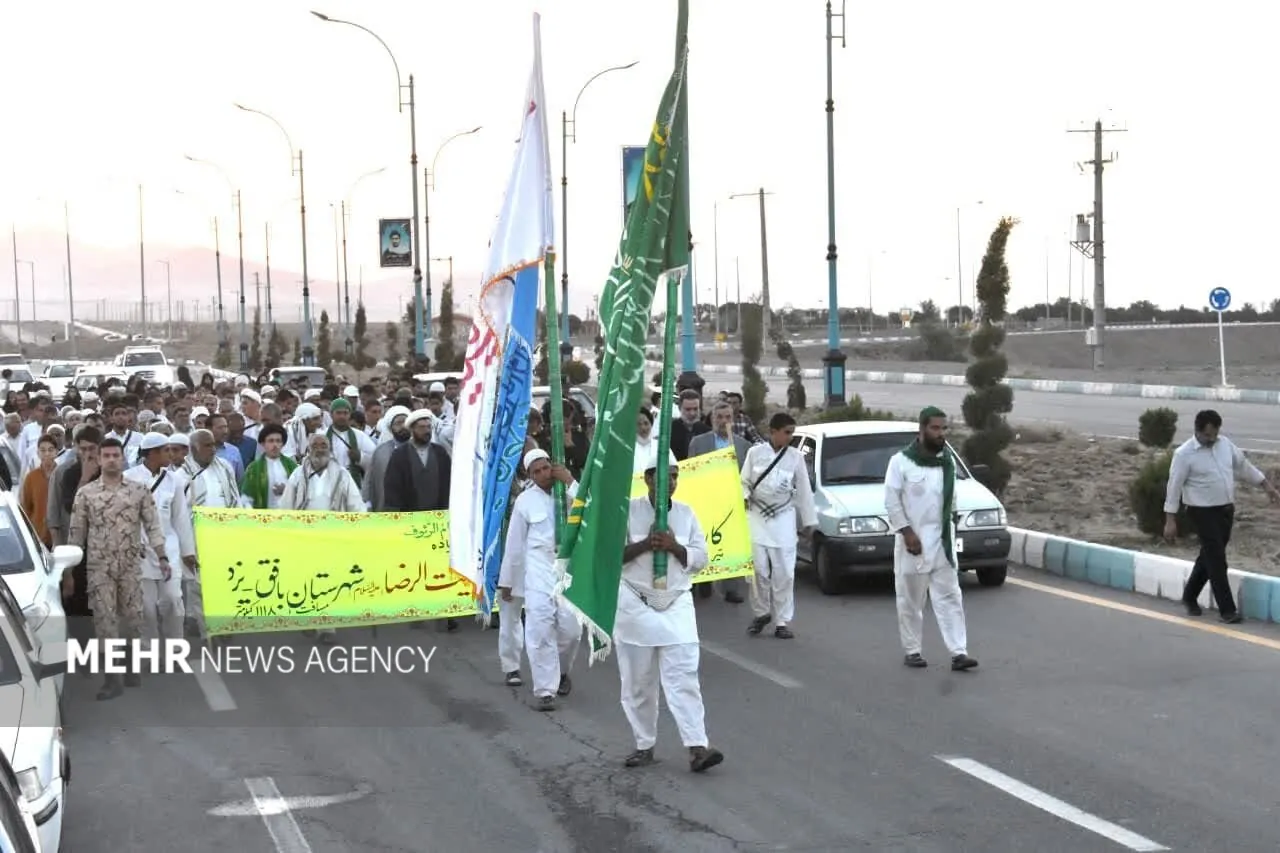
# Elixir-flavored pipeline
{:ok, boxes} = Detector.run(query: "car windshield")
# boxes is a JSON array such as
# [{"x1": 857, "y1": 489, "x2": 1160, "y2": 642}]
[
  {"x1": 123, "y1": 352, "x2": 165, "y2": 366},
  {"x1": 0, "y1": 356, "x2": 23, "y2": 365},
  {"x1": 1, "y1": 370, "x2": 30, "y2": 383},
  {"x1": 47, "y1": 364, "x2": 79, "y2": 378},
  {"x1": 820, "y1": 432, "x2": 968, "y2": 485},
  {"x1": 0, "y1": 510, "x2": 34, "y2": 577}
]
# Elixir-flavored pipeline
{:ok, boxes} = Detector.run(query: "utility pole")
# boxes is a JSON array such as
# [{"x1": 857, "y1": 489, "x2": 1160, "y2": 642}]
[
  {"x1": 822, "y1": 0, "x2": 847, "y2": 407},
  {"x1": 264, "y1": 223, "x2": 274, "y2": 329},
  {"x1": 1068, "y1": 119, "x2": 1124, "y2": 369},
  {"x1": 729, "y1": 188, "x2": 774, "y2": 341}
]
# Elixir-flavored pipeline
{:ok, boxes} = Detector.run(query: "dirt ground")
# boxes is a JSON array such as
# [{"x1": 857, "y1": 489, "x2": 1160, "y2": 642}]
[{"x1": 996, "y1": 427, "x2": 1280, "y2": 578}]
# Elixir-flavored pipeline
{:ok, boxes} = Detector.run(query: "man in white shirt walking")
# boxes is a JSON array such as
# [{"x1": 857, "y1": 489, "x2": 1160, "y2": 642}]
[
  {"x1": 182, "y1": 429, "x2": 240, "y2": 641},
  {"x1": 125, "y1": 432, "x2": 197, "y2": 642},
  {"x1": 741, "y1": 412, "x2": 817, "y2": 639},
  {"x1": 1164, "y1": 409, "x2": 1279, "y2": 623},
  {"x1": 617, "y1": 456, "x2": 723, "y2": 772},
  {"x1": 497, "y1": 449, "x2": 580, "y2": 710},
  {"x1": 884, "y1": 406, "x2": 978, "y2": 671}
]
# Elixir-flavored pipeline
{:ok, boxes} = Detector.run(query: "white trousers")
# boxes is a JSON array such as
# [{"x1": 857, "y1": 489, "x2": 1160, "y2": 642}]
[
  {"x1": 895, "y1": 566, "x2": 968, "y2": 657},
  {"x1": 523, "y1": 589, "x2": 580, "y2": 697},
  {"x1": 497, "y1": 595, "x2": 525, "y2": 674},
  {"x1": 616, "y1": 641, "x2": 708, "y2": 751},
  {"x1": 141, "y1": 577, "x2": 185, "y2": 641},
  {"x1": 750, "y1": 542, "x2": 797, "y2": 625},
  {"x1": 182, "y1": 567, "x2": 206, "y2": 639}
]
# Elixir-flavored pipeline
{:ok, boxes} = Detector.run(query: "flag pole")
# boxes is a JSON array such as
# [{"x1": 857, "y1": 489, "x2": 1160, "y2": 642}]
[
  {"x1": 543, "y1": 251, "x2": 568, "y2": 542},
  {"x1": 651, "y1": 269, "x2": 681, "y2": 586}
]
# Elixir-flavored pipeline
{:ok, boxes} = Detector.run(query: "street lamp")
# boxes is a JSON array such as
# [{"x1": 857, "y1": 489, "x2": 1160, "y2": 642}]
[
  {"x1": 157, "y1": 260, "x2": 173, "y2": 341},
  {"x1": 562, "y1": 61, "x2": 638, "y2": 352},
  {"x1": 234, "y1": 103, "x2": 313, "y2": 366},
  {"x1": 338, "y1": 166, "x2": 387, "y2": 355},
  {"x1": 425, "y1": 127, "x2": 481, "y2": 357},
  {"x1": 310, "y1": 11, "x2": 427, "y2": 363},
  {"x1": 729, "y1": 189, "x2": 774, "y2": 341},
  {"x1": 823, "y1": 0, "x2": 847, "y2": 407},
  {"x1": 15, "y1": 259, "x2": 35, "y2": 345},
  {"x1": 955, "y1": 200, "x2": 983, "y2": 325},
  {"x1": 185, "y1": 155, "x2": 247, "y2": 368}
]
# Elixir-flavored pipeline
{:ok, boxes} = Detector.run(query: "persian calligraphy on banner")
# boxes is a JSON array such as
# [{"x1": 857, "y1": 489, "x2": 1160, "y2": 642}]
[
  {"x1": 193, "y1": 509, "x2": 478, "y2": 636},
  {"x1": 631, "y1": 446, "x2": 753, "y2": 584}
]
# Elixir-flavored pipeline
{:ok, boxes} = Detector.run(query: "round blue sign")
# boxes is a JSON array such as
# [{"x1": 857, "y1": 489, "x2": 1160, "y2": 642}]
[{"x1": 1209, "y1": 287, "x2": 1231, "y2": 311}]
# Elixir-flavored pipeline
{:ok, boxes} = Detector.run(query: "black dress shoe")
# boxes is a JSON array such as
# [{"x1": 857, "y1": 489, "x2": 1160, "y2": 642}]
[
  {"x1": 1181, "y1": 598, "x2": 1203, "y2": 616},
  {"x1": 903, "y1": 653, "x2": 927, "y2": 668},
  {"x1": 951, "y1": 654, "x2": 979, "y2": 671},
  {"x1": 747, "y1": 615, "x2": 771, "y2": 636},
  {"x1": 557, "y1": 674, "x2": 572, "y2": 696},
  {"x1": 1220, "y1": 612, "x2": 1243, "y2": 624}
]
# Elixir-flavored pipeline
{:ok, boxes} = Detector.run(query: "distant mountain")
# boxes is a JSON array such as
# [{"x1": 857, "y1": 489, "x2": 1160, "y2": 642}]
[{"x1": 6, "y1": 228, "x2": 478, "y2": 326}]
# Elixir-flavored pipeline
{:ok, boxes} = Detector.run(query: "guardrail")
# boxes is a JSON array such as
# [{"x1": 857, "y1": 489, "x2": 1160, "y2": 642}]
[{"x1": 1009, "y1": 527, "x2": 1280, "y2": 624}]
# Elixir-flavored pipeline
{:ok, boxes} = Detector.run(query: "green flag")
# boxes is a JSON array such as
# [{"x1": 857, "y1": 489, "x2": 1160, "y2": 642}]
[{"x1": 556, "y1": 12, "x2": 689, "y2": 663}]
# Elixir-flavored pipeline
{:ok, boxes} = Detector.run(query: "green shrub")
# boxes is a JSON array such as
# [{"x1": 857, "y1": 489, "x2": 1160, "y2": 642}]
[
  {"x1": 801, "y1": 395, "x2": 898, "y2": 425},
  {"x1": 564, "y1": 360, "x2": 591, "y2": 386},
  {"x1": 1128, "y1": 450, "x2": 1190, "y2": 538},
  {"x1": 740, "y1": 304, "x2": 767, "y2": 423},
  {"x1": 905, "y1": 322, "x2": 967, "y2": 362},
  {"x1": 1138, "y1": 407, "x2": 1178, "y2": 449}
]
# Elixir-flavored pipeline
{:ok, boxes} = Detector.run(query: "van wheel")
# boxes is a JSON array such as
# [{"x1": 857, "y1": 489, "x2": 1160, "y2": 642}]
[
  {"x1": 977, "y1": 565, "x2": 1007, "y2": 587},
  {"x1": 814, "y1": 543, "x2": 843, "y2": 595}
]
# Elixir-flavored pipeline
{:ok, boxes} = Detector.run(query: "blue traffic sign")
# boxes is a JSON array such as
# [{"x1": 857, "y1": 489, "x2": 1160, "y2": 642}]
[{"x1": 1209, "y1": 287, "x2": 1231, "y2": 311}]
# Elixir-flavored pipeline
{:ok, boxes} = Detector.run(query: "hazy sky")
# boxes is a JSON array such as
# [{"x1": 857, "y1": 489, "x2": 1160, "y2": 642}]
[{"x1": 2, "y1": 0, "x2": 1276, "y2": 320}]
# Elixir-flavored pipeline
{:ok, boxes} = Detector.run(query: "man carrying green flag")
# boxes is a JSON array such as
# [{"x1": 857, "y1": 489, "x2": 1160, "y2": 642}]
[
  {"x1": 555, "y1": 3, "x2": 692, "y2": 662},
  {"x1": 616, "y1": 455, "x2": 723, "y2": 772}
]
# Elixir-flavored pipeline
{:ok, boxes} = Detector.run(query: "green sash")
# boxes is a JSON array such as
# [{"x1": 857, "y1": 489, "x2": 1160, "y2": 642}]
[
  {"x1": 900, "y1": 440, "x2": 956, "y2": 567},
  {"x1": 327, "y1": 427, "x2": 363, "y2": 489}
]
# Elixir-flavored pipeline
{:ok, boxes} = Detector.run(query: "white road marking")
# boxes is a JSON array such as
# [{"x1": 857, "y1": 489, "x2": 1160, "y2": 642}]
[
  {"x1": 193, "y1": 668, "x2": 237, "y2": 712},
  {"x1": 210, "y1": 783, "x2": 373, "y2": 816},
  {"x1": 936, "y1": 756, "x2": 1168, "y2": 851},
  {"x1": 701, "y1": 641, "x2": 802, "y2": 689},
  {"x1": 243, "y1": 777, "x2": 314, "y2": 853}
]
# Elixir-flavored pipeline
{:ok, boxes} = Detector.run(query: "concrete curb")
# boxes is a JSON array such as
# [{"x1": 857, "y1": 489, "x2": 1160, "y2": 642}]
[
  {"x1": 1009, "y1": 526, "x2": 1280, "y2": 624},
  {"x1": 650, "y1": 361, "x2": 1280, "y2": 405}
]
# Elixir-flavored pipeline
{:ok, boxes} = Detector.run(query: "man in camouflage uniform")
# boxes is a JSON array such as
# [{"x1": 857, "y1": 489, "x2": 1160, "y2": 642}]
[{"x1": 68, "y1": 436, "x2": 170, "y2": 701}]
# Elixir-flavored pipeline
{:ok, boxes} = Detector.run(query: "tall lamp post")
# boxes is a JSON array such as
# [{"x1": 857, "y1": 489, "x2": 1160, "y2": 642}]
[
  {"x1": 234, "y1": 103, "x2": 313, "y2": 365},
  {"x1": 339, "y1": 166, "x2": 387, "y2": 355},
  {"x1": 562, "y1": 61, "x2": 638, "y2": 355},
  {"x1": 310, "y1": 11, "x2": 428, "y2": 364},
  {"x1": 157, "y1": 260, "x2": 173, "y2": 341},
  {"x1": 185, "y1": 155, "x2": 248, "y2": 369},
  {"x1": 954, "y1": 200, "x2": 983, "y2": 325},
  {"x1": 9, "y1": 227, "x2": 21, "y2": 347},
  {"x1": 822, "y1": 0, "x2": 848, "y2": 406},
  {"x1": 424, "y1": 127, "x2": 481, "y2": 357},
  {"x1": 16, "y1": 260, "x2": 35, "y2": 343},
  {"x1": 729, "y1": 189, "x2": 774, "y2": 341}
]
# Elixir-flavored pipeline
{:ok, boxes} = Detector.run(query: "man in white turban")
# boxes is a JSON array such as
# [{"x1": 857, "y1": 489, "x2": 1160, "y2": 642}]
[
  {"x1": 363, "y1": 405, "x2": 411, "y2": 511},
  {"x1": 497, "y1": 448, "x2": 580, "y2": 709},
  {"x1": 283, "y1": 402, "x2": 324, "y2": 462}
]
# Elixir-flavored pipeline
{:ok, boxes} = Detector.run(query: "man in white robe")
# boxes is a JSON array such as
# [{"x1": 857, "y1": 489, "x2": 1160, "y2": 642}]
[
  {"x1": 125, "y1": 432, "x2": 197, "y2": 642},
  {"x1": 884, "y1": 406, "x2": 978, "y2": 671},
  {"x1": 498, "y1": 449, "x2": 579, "y2": 709},
  {"x1": 282, "y1": 432, "x2": 366, "y2": 644},
  {"x1": 741, "y1": 412, "x2": 817, "y2": 639},
  {"x1": 283, "y1": 402, "x2": 324, "y2": 462},
  {"x1": 617, "y1": 455, "x2": 723, "y2": 773},
  {"x1": 182, "y1": 429, "x2": 240, "y2": 641},
  {"x1": 239, "y1": 388, "x2": 264, "y2": 444}
]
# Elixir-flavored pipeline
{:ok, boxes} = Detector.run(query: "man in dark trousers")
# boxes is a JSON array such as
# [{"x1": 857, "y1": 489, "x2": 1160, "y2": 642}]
[
  {"x1": 688, "y1": 400, "x2": 751, "y2": 603},
  {"x1": 383, "y1": 409, "x2": 456, "y2": 630},
  {"x1": 50, "y1": 425, "x2": 103, "y2": 616},
  {"x1": 1164, "y1": 409, "x2": 1279, "y2": 623}
]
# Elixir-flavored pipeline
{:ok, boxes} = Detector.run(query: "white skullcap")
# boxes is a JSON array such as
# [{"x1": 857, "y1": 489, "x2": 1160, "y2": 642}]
[
  {"x1": 405, "y1": 409, "x2": 434, "y2": 428},
  {"x1": 523, "y1": 448, "x2": 550, "y2": 470},
  {"x1": 168, "y1": 433, "x2": 190, "y2": 447},
  {"x1": 137, "y1": 409, "x2": 156, "y2": 422},
  {"x1": 191, "y1": 406, "x2": 210, "y2": 418},
  {"x1": 645, "y1": 451, "x2": 680, "y2": 474},
  {"x1": 343, "y1": 385, "x2": 358, "y2": 396},
  {"x1": 234, "y1": 374, "x2": 250, "y2": 386},
  {"x1": 261, "y1": 385, "x2": 277, "y2": 396},
  {"x1": 428, "y1": 382, "x2": 446, "y2": 394},
  {"x1": 83, "y1": 392, "x2": 99, "y2": 402},
  {"x1": 304, "y1": 388, "x2": 321, "y2": 400},
  {"x1": 240, "y1": 388, "x2": 261, "y2": 403},
  {"x1": 295, "y1": 402, "x2": 322, "y2": 420},
  {"x1": 139, "y1": 432, "x2": 169, "y2": 452}
]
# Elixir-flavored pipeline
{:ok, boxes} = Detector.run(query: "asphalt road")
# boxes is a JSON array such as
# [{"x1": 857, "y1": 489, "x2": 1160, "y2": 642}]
[
  {"x1": 701, "y1": 376, "x2": 1280, "y2": 456},
  {"x1": 60, "y1": 566, "x2": 1280, "y2": 852}
]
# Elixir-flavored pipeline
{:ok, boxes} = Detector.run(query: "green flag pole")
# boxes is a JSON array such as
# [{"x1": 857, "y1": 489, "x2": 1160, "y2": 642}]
[
  {"x1": 543, "y1": 252, "x2": 568, "y2": 543},
  {"x1": 651, "y1": 269, "x2": 681, "y2": 586}
]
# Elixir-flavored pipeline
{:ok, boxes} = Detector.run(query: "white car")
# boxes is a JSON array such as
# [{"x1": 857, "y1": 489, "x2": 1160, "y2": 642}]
[
  {"x1": 0, "y1": 576, "x2": 67, "y2": 853},
  {"x1": 71, "y1": 368, "x2": 128, "y2": 393},
  {"x1": 793, "y1": 421, "x2": 1013, "y2": 593},
  {"x1": 0, "y1": 495, "x2": 81, "y2": 697},
  {"x1": 36, "y1": 364, "x2": 83, "y2": 405},
  {"x1": 114, "y1": 346, "x2": 176, "y2": 386},
  {"x1": 0, "y1": 747, "x2": 42, "y2": 853}
]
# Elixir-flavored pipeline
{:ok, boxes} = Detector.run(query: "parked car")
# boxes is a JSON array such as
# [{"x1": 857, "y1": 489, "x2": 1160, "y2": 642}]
[
  {"x1": 531, "y1": 385, "x2": 596, "y2": 427},
  {"x1": 113, "y1": 345, "x2": 176, "y2": 386},
  {"x1": 266, "y1": 366, "x2": 327, "y2": 391},
  {"x1": 792, "y1": 421, "x2": 1012, "y2": 593},
  {"x1": 37, "y1": 363, "x2": 84, "y2": 405},
  {"x1": 1, "y1": 494, "x2": 81, "y2": 696},
  {"x1": 0, "y1": 575, "x2": 68, "y2": 852},
  {"x1": 0, "y1": 746, "x2": 41, "y2": 853},
  {"x1": 70, "y1": 367, "x2": 128, "y2": 393}
]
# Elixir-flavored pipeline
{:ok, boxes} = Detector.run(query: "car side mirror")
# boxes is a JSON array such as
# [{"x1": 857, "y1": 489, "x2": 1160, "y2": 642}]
[
  {"x1": 35, "y1": 659, "x2": 67, "y2": 681},
  {"x1": 968, "y1": 463, "x2": 993, "y2": 488},
  {"x1": 50, "y1": 545, "x2": 83, "y2": 574}
]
